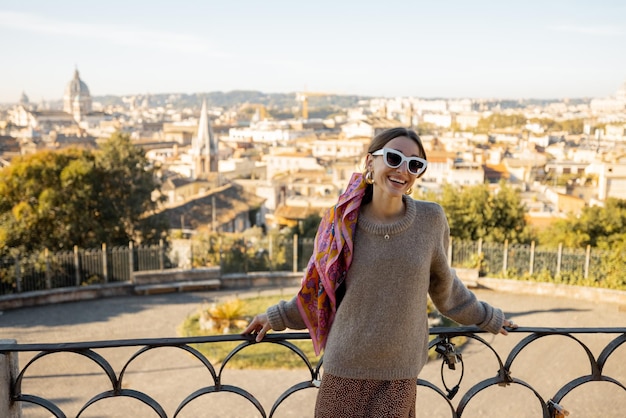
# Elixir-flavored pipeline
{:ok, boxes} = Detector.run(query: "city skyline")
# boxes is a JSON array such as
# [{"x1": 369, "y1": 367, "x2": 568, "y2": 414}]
[{"x1": 1, "y1": 0, "x2": 625, "y2": 104}]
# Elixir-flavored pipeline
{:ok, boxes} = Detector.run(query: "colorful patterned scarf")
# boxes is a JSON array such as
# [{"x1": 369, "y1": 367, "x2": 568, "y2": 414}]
[{"x1": 296, "y1": 172, "x2": 366, "y2": 355}]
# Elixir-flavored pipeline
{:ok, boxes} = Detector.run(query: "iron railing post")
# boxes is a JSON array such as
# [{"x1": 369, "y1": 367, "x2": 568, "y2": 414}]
[
  {"x1": 159, "y1": 239, "x2": 164, "y2": 271},
  {"x1": 14, "y1": 254, "x2": 21, "y2": 294},
  {"x1": 502, "y1": 239, "x2": 509, "y2": 275},
  {"x1": 44, "y1": 248, "x2": 51, "y2": 290},
  {"x1": 294, "y1": 234, "x2": 299, "y2": 272},
  {"x1": 129, "y1": 241, "x2": 135, "y2": 283},
  {"x1": 584, "y1": 245, "x2": 591, "y2": 279},
  {"x1": 556, "y1": 243, "x2": 563, "y2": 277},
  {"x1": 529, "y1": 240, "x2": 535, "y2": 276},
  {"x1": 74, "y1": 245, "x2": 81, "y2": 287},
  {"x1": 102, "y1": 243, "x2": 109, "y2": 284},
  {"x1": 0, "y1": 339, "x2": 20, "y2": 418}
]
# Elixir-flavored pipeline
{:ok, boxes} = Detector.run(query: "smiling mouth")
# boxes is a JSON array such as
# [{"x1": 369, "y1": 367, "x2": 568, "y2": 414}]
[{"x1": 388, "y1": 176, "x2": 406, "y2": 186}]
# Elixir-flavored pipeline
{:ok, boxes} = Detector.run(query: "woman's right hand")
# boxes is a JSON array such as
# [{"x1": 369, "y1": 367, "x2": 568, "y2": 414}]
[{"x1": 242, "y1": 313, "x2": 271, "y2": 342}]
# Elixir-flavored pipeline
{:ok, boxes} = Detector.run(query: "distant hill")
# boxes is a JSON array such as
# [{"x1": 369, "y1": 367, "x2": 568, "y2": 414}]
[
  {"x1": 92, "y1": 91, "x2": 366, "y2": 111},
  {"x1": 7, "y1": 91, "x2": 589, "y2": 113}
]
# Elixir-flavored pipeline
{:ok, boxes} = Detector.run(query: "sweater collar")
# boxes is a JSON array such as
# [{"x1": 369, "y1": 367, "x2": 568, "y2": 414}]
[{"x1": 358, "y1": 195, "x2": 416, "y2": 237}]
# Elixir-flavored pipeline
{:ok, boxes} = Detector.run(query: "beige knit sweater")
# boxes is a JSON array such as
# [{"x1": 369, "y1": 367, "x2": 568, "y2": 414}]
[{"x1": 267, "y1": 197, "x2": 504, "y2": 380}]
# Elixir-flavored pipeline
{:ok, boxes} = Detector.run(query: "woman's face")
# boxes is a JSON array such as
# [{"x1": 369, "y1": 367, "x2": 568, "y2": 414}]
[{"x1": 367, "y1": 135, "x2": 421, "y2": 199}]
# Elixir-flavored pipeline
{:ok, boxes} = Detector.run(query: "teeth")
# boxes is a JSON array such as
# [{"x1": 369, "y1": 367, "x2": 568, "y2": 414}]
[{"x1": 389, "y1": 176, "x2": 406, "y2": 184}]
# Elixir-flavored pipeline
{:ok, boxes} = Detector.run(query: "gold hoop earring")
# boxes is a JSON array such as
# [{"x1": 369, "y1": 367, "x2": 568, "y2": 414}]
[
  {"x1": 365, "y1": 171, "x2": 374, "y2": 185},
  {"x1": 405, "y1": 188, "x2": 413, "y2": 195}
]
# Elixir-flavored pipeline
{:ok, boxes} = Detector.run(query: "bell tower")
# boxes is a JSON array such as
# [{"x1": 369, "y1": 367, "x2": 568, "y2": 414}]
[{"x1": 191, "y1": 99, "x2": 218, "y2": 178}]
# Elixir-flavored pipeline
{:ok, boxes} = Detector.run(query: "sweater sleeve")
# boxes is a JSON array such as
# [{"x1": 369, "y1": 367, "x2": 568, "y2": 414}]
[
  {"x1": 428, "y1": 207, "x2": 504, "y2": 335},
  {"x1": 266, "y1": 295, "x2": 307, "y2": 331}
]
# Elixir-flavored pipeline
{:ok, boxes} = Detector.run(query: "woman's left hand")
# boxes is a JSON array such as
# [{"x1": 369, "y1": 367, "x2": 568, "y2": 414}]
[
  {"x1": 242, "y1": 313, "x2": 271, "y2": 342},
  {"x1": 500, "y1": 318, "x2": 518, "y2": 335}
]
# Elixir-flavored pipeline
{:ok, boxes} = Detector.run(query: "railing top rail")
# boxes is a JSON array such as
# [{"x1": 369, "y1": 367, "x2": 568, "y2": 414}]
[{"x1": 2, "y1": 326, "x2": 625, "y2": 352}]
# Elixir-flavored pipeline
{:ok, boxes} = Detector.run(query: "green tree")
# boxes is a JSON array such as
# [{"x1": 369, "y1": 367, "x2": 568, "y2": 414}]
[
  {"x1": 595, "y1": 238, "x2": 626, "y2": 289},
  {"x1": 526, "y1": 117, "x2": 585, "y2": 135},
  {"x1": 488, "y1": 182, "x2": 530, "y2": 243},
  {"x1": 475, "y1": 113, "x2": 527, "y2": 133},
  {"x1": 538, "y1": 200, "x2": 626, "y2": 290},
  {"x1": 96, "y1": 132, "x2": 168, "y2": 244},
  {"x1": 415, "y1": 122, "x2": 439, "y2": 136},
  {"x1": 289, "y1": 213, "x2": 323, "y2": 238},
  {"x1": 433, "y1": 182, "x2": 530, "y2": 244},
  {"x1": 558, "y1": 118, "x2": 584, "y2": 134},
  {"x1": 0, "y1": 133, "x2": 168, "y2": 253},
  {"x1": 0, "y1": 149, "x2": 102, "y2": 251},
  {"x1": 539, "y1": 198, "x2": 626, "y2": 248}
]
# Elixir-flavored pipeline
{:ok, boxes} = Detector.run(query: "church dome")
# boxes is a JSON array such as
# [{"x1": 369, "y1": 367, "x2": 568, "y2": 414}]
[
  {"x1": 63, "y1": 68, "x2": 92, "y2": 117},
  {"x1": 65, "y1": 69, "x2": 90, "y2": 98},
  {"x1": 19, "y1": 91, "x2": 29, "y2": 105}
]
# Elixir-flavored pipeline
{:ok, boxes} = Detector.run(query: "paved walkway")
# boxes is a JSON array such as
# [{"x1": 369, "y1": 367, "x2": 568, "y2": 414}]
[{"x1": 1, "y1": 286, "x2": 625, "y2": 417}]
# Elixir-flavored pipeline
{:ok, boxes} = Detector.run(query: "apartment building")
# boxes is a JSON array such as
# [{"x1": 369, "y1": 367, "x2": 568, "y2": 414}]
[{"x1": 586, "y1": 157, "x2": 626, "y2": 200}]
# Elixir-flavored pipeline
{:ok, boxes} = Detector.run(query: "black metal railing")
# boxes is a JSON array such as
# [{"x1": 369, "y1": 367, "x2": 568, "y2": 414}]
[{"x1": 2, "y1": 327, "x2": 625, "y2": 418}]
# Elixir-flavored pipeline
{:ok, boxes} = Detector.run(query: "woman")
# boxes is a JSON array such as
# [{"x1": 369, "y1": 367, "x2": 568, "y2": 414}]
[{"x1": 243, "y1": 127, "x2": 516, "y2": 417}]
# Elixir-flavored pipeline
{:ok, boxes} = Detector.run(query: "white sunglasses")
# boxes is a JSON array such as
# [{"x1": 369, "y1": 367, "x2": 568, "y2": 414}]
[{"x1": 371, "y1": 148, "x2": 428, "y2": 176}]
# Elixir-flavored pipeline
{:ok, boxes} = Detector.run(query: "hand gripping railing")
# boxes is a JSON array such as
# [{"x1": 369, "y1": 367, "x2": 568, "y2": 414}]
[{"x1": 1, "y1": 327, "x2": 625, "y2": 417}]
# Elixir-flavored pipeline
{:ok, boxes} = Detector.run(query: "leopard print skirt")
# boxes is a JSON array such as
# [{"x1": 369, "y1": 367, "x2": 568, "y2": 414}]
[{"x1": 314, "y1": 373, "x2": 416, "y2": 418}]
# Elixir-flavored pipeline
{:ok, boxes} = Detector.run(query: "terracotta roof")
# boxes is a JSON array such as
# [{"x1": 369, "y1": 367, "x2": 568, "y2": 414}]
[
  {"x1": 31, "y1": 110, "x2": 74, "y2": 118},
  {"x1": 366, "y1": 116, "x2": 399, "y2": 128},
  {"x1": 274, "y1": 205, "x2": 324, "y2": 220},
  {"x1": 161, "y1": 177, "x2": 195, "y2": 190},
  {"x1": 158, "y1": 184, "x2": 265, "y2": 231},
  {"x1": 273, "y1": 205, "x2": 325, "y2": 227},
  {"x1": 525, "y1": 213, "x2": 559, "y2": 231},
  {"x1": 0, "y1": 136, "x2": 19, "y2": 152},
  {"x1": 425, "y1": 150, "x2": 455, "y2": 162},
  {"x1": 484, "y1": 164, "x2": 509, "y2": 181}
]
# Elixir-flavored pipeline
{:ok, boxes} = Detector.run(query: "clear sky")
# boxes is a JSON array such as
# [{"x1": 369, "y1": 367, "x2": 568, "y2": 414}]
[{"x1": 1, "y1": 0, "x2": 625, "y2": 103}]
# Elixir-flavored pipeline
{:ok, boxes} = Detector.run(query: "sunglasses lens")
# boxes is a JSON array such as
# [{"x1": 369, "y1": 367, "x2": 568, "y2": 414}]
[
  {"x1": 409, "y1": 160, "x2": 424, "y2": 174},
  {"x1": 385, "y1": 151, "x2": 402, "y2": 167}
]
